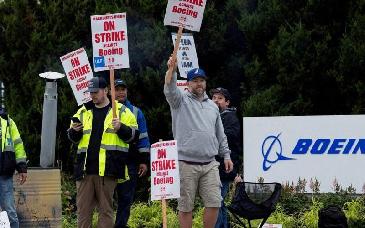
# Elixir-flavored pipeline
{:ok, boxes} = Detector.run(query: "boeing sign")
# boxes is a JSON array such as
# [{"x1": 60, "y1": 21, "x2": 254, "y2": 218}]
[
  {"x1": 261, "y1": 133, "x2": 295, "y2": 171},
  {"x1": 244, "y1": 115, "x2": 365, "y2": 193},
  {"x1": 292, "y1": 138, "x2": 365, "y2": 155},
  {"x1": 261, "y1": 135, "x2": 365, "y2": 171}
]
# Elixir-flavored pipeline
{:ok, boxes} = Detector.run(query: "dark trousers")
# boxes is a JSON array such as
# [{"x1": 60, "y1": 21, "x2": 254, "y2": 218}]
[{"x1": 115, "y1": 163, "x2": 138, "y2": 228}]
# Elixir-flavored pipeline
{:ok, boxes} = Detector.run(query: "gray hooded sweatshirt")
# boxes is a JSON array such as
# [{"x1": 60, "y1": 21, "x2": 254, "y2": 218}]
[{"x1": 164, "y1": 73, "x2": 231, "y2": 163}]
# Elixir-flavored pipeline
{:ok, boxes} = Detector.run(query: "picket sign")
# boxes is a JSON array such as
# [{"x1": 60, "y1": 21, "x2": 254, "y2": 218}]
[
  {"x1": 172, "y1": 33, "x2": 199, "y2": 78},
  {"x1": 164, "y1": 0, "x2": 207, "y2": 83},
  {"x1": 0, "y1": 211, "x2": 10, "y2": 228},
  {"x1": 91, "y1": 12, "x2": 130, "y2": 118},
  {"x1": 164, "y1": 0, "x2": 207, "y2": 32},
  {"x1": 60, "y1": 48, "x2": 93, "y2": 105},
  {"x1": 91, "y1": 13, "x2": 130, "y2": 72},
  {"x1": 150, "y1": 139, "x2": 180, "y2": 228}
]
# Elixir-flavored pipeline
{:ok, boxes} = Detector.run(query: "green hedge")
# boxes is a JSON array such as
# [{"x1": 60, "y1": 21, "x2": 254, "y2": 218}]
[{"x1": 61, "y1": 173, "x2": 365, "y2": 227}]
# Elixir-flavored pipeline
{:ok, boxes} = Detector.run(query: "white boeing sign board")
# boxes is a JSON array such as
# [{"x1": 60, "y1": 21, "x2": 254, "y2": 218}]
[
  {"x1": 150, "y1": 140, "x2": 180, "y2": 201},
  {"x1": 91, "y1": 13, "x2": 129, "y2": 71},
  {"x1": 60, "y1": 48, "x2": 93, "y2": 105},
  {"x1": 164, "y1": 0, "x2": 207, "y2": 32},
  {"x1": 243, "y1": 115, "x2": 365, "y2": 193}
]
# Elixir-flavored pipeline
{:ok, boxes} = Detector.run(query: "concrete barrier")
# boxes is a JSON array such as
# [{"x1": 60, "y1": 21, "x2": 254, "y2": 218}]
[{"x1": 13, "y1": 168, "x2": 62, "y2": 227}]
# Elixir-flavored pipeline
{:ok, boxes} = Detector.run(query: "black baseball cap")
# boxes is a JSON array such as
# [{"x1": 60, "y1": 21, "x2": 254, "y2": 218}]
[
  {"x1": 87, "y1": 77, "x2": 107, "y2": 92},
  {"x1": 114, "y1": 79, "x2": 127, "y2": 87},
  {"x1": 210, "y1": 87, "x2": 232, "y2": 101}
]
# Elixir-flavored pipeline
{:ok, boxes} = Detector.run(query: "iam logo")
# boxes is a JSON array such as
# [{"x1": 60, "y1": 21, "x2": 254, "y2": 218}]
[
  {"x1": 94, "y1": 57, "x2": 105, "y2": 68},
  {"x1": 261, "y1": 133, "x2": 295, "y2": 171}
]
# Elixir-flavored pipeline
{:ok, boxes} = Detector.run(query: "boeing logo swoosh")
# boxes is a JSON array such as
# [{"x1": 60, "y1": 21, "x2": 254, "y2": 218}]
[{"x1": 262, "y1": 133, "x2": 295, "y2": 171}]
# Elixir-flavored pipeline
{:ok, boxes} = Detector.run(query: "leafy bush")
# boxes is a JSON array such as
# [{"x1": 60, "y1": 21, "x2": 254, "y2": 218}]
[
  {"x1": 295, "y1": 198, "x2": 323, "y2": 228},
  {"x1": 344, "y1": 197, "x2": 365, "y2": 227},
  {"x1": 267, "y1": 205, "x2": 296, "y2": 227},
  {"x1": 61, "y1": 179, "x2": 365, "y2": 227},
  {"x1": 228, "y1": 179, "x2": 365, "y2": 228},
  {"x1": 62, "y1": 215, "x2": 77, "y2": 228},
  {"x1": 128, "y1": 201, "x2": 179, "y2": 228},
  {"x1": 61, "y1": 173, "x2": 77, "y2": 228},
  {"x1": 61, "y1": 173, "x2": 76, "y2": 217}
]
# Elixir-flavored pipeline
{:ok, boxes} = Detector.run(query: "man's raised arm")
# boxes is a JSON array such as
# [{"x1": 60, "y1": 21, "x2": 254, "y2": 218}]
[{"x1": 163, "y1": 56, "x2": 183, "y2": 109}]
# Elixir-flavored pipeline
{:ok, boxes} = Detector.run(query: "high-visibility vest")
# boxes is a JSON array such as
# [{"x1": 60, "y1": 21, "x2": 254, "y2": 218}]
[
  {"x1": 0, "y1": 116, "x2": 26, "y2": 174},
  {"x1": 72, "y1": 101, "x2": 137, "y2": 177}
]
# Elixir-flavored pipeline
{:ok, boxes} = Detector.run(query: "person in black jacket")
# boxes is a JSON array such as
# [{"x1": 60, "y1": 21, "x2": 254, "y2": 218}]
[
  {"x1": 67, "y1": 77, "x2": 139, "y2": 228},
  {"x1": 210, "y1": 87, "x2": 242, "y2": 228}
]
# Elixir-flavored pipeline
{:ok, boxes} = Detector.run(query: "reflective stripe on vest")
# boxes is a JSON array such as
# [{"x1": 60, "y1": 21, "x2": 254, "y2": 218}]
[
  {"x1": 4, "y1": 145, "x2": 14, "y2": 152},
  {"x1": 132, "y1": 106, "x2": 138, "y2": 118},
  {"x1": 83, "y1": 129, "x2": 92, "y2": 135},
  {"x1": 100, "y1": 144, "x2": 129, "y2": 152},
  {"x1": 119, "y1": 105, "x2": 127, "y2": 118},
  {"x1": 16, "y1": 157, "x2": 26, "y2": 163},
  {"x1": 13, "y1": 138, "x2": 23, "y2": 145},
  {"x1": 138, "y1": 147, "x2": 150, "y2": 153},
  {"x1": 77, "y1": 147, "x2": 88, "y2": 154},
  {"x1": 139, "y1": 132, "x2": 148, "y2": 139}
]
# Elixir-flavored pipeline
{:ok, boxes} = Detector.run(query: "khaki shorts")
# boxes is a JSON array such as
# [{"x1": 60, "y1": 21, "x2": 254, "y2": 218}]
[{"x1": 177, "y1": 161, "x2": 222, "y2": 212}]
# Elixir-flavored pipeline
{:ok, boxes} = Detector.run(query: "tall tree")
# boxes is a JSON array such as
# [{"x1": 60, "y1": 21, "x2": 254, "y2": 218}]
[{"x1": 1, "y1": 0, "x2": 364, "y2": 170}]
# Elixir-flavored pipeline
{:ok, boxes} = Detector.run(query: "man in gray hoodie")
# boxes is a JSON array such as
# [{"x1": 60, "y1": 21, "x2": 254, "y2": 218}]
[{"x1": 164, "y1": 57, "x2": 233, "y2": 228}]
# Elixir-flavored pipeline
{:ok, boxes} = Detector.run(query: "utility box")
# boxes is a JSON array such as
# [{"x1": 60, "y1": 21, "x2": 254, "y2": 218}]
[{"x1": 13, "y1": 168, "x2": 62, "y2": 227}]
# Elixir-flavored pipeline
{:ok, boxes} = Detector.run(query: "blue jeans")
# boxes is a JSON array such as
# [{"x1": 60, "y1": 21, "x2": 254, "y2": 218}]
[
  {"x1": 215, "y1": 180, "x2": 230, "y2": 228},
  {"x1": 0, "y1": 175, "x2": 18, "y2": 228},
  {"x1": 115, "y1": 163, "x2": 138, "y2": 228}
]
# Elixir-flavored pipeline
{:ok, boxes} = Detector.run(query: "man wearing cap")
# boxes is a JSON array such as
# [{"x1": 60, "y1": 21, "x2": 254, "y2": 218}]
[
  {"x1": 164, "y1": 57, "x2": 233, "y2": 228},
  {"x1": 113, "y1": 79, "x2": 151, "y2": 228},
  {"x1": 210, "y1": 87, "x2": 241, "y2": 228},
  {"x1": 67, "y1": 77, "x2": 139, "y2": 228}
]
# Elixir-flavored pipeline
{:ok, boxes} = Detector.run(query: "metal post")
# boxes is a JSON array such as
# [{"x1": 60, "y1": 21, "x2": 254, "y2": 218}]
[{"x1": 40, "y1": 80, "x2": 58, "y2": 168}]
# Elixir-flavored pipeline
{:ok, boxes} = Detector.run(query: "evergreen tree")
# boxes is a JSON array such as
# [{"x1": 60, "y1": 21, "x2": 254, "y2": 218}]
[
  {"x1": 1, "y1": 0, "x2": 364, "y2": 173},
  {"x1": 240, "y1": 0, "x2": 365, "y2": 116}
]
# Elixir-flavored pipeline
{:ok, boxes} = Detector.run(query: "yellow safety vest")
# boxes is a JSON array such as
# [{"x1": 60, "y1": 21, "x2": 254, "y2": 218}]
[
  {"x1": 71, "y1": 101, "x2": 137, "y2": 178},
  {"x1": 0, "y1": 116, "x2": 26, "y2": 174}
]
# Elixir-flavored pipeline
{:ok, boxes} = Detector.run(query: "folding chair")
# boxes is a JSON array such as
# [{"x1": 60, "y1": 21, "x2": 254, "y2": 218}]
[{"x1": 228, "y1": 182, "x2": 282, "y2": 228}]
